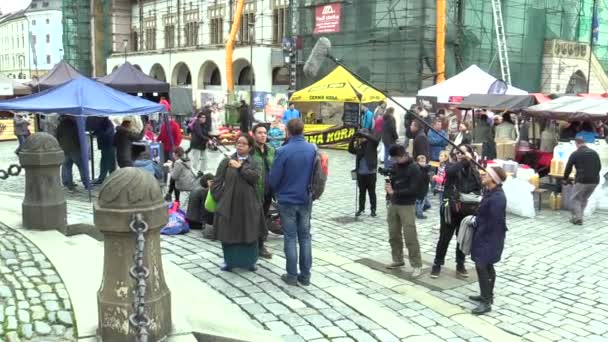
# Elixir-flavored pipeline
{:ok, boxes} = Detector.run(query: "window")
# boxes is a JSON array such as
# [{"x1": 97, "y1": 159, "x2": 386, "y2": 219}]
[
  {"x1": 209, "y1": 18, "x2": 223, "y2": 45},
  {"x1": 46, "y1": 19, "x2": 50, "y2": 24},
  {"x1": 32, "y1": 20, "x2": 36, "y2": 26},
  {"x1": 31, "y1": 35, "x2": 36, "y2": 44},
  {"x1": 46, "y1": 34, "x2": 50, "y2": 43},
  {"x1": 30, "y1": 3, "x2": 37, "y2": 9},
  {"x1": 272, "y1": 7, "x2": 288, "y2": 44},
  {"x1": 43, "y1": 2, "x2": 49, "y2": 7},
  {"x1": 184, "y1": 22, "x2": 199, "y2": 47},
  {"x1": 144, "y1": 18, "x2": 156, "y2": 50},
  {"x1": 46, "y1": 55, "x2": 51, "y2": 64},
  {"x1": 164, "y1": 24, "x2": 176, "y2": 49},
  {"x1": 238, "y1": 13, "x2": 255, "y2": 44}
]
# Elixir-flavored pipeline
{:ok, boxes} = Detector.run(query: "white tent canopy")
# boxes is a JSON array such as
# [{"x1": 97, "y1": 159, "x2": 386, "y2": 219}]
[
  {"x1": 417, "y1": 65, "x2": 528, "y2": 103},
  {"x1": 523, "y1": 96, "x2": 608, "y2": 121}
]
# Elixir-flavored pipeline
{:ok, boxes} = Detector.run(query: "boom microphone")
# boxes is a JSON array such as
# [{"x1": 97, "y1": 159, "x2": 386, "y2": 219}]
[{"x1": 303, "y1": 37, "x2": 332, "y2": 78}]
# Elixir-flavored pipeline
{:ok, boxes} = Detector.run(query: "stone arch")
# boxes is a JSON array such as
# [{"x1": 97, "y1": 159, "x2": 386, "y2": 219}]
[
  {"x1": 272, "y1": 67, "x2": 289, "y2": 86},
  {"x1": 197, "y1": 61, "x2": 222, "y2": 88},
  {"x1": 172, "y1": 62, "x2": 192, "y2": 86},
  {"x1": 150, "y1": 63, "x2": 166, "y2": 82},
  {"x1": 566, "y1": 70, "x2": 587, "y2": 94},
  {"x1": 233, "y1": 59, "x2": 254, "y2": 86}
]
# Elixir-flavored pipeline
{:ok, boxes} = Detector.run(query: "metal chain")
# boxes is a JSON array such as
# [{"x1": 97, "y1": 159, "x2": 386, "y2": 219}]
[
  {"x1": 128, "y1": 213, "x2": 150, "y2": 342},
  {"x1": 0, "y1": 164, "x2": 22, "y2": 180}
]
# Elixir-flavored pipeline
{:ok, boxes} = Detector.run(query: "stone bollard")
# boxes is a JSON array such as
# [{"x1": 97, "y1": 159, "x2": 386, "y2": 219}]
[
  {"x1": 95, "y1": 168, "x2": 172, "y2": 341},
  {"x1": 18, "y1": 132, "x2": 67, "y2": 230}
]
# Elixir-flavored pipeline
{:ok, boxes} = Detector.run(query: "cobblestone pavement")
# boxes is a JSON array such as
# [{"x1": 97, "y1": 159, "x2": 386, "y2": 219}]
[
  {"x1": 0, "y1": 223, "x2": 76, "y2": 341},
  {"x1": 3, "y1": 139, "x2": 608, "y2": 341}
]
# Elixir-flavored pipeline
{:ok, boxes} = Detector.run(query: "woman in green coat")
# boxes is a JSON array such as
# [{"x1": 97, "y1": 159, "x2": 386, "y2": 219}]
[{"x1": 251, "y1": 124, "x2": 276, "y2": 259}]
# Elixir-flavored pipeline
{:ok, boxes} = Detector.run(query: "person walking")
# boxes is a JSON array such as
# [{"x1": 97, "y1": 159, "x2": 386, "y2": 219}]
[
  {"x1": 283, "y1": 102, "x2": 301, "y2": 124},
  {"x1": 381, "y1": 107, "x2": 398, "y2": 169},
  {"x1": 251, "y1": 124, "x2": 276, "y2": 259},
  {"x1": 268, "y1": 113, "x2": 286, "y2": 149},
  {"x1": 411, "y1": 120, "x2": 430, "y2": 161},
  {"x1": 385, "y1": 144, "x2": 424, "y2": 277},
  {"x1": 563, "y1": 137, "x2": 602, "y2": 225},
  {"x1": 93, "y1": 117, "x2": 116, "y2": 184},
  {"x1": 270, "y1": 119, "x2": 316, "y2": 286},
  {"x1": 428, "y1": 118, "x2": 449, "y2": 162},
  {"x1": 13, "y1": 113, "x2": 30, "y2": 155},
  {"x1": 211, "y1": 135, "x2": 265, "y2": 272},
  {"x1": 157, "y1": 115, "x2": 183, "y2": 162},
  {"x1": 348, "y1": 129, "x2": 380, "y2": 217},
  {"x1": 469, "y1": 166, "x2": 508, "y2": 315},
  {"x1": 114, "y1": 118, "x2": 145, "y2": 168},
  {"x1": 56, "y1": 116, "x2": 88, "y2": 190},
  {"x1": 190, "y1": 112, "x2": 210, "y2": 174},
  {"x1": 238, "y1": 100, "x2": 253, "y2": 134},
  {"x1": 360, "y1": 105, "x2": 374, "y2": 130},
  {"x1": 431, "y1": 144, "x2": 482, "y2": 279}
]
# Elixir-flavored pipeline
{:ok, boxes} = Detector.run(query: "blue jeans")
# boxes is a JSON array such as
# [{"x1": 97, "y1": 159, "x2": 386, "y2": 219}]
[
  {"x1": 415, "y1": 193, "x2": 431, "y2": 218},
  {"x1": 15, "y1": 134, "x2": 29, "y2": 154},
  {"x1": 383, "y1": 143, "x2": 393, "y2": 170},
  {"x1": 278, "y1": 203, "x2": 313, "y2": 282}
]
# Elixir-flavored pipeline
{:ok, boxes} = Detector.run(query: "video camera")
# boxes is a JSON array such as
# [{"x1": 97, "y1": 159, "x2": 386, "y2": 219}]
[{"x1": 377, "y1": 167, "x2": 394, "y2": 178}]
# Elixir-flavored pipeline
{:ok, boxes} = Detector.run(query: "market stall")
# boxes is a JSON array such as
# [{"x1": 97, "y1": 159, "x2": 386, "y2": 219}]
[
  {"x1": 0, "y1": 77, "x2": 166, "y2": 199},
  {"x1": 28, "y1": 60, "x2": 83, "y2": 92},
  {"x1": 289, "y1": 66, "x2": 386, "y2": 147},
  {"x1": 97, "y1": 62, "x2": 170, "y2": 94}
]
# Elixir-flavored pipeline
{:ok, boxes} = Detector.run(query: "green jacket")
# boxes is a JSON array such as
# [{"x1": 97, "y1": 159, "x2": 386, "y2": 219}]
[{"x1": 251, "y1": 143, "x2": 276, "y2": 202}]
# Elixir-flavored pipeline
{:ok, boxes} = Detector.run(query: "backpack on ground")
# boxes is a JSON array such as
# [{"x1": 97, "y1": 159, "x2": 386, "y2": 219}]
[{"x1": 309, "y1": 147, "x2": 328, "y2": 201}]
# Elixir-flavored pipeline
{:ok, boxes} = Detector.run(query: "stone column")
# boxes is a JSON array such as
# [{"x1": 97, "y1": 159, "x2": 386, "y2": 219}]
[
  {"x1": 18, "y1": 132, "x2": 67, "y2": 230},
  {"x1": 95, "y1": 168, "x2": 171, "y2": 342}
]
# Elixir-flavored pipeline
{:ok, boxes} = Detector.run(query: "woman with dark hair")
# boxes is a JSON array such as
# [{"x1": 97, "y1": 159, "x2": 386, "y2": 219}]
[
  {"x1": 469, "y1": 166, "x2": 508, "y2": 315},
  {"x1": 495, "y1": 112, "x2": 517, "y2": 141},
  {"x1": 430, "y1": 144, "x2": 482, "y2": 279},
  {"x1": 211, "y1": 134, "x2": 265, "y2": 271}
]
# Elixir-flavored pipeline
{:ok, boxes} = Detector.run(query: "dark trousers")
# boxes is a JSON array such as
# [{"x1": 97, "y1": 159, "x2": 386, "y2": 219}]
[
  {"x1": 259, "y1": 193, "x2": 272, "y2": 249},
  {"x1": 434, "y1": 207, "x2": 466, "y2": 266},
  {"x1": 357, "y1": 173, "x2": 377, "y2": 212},
  {"x1": 98, "y1": 146, "x2": 116, "y2": 181},
  {"x1": 475, "y1": 263, "x2": 496, "y2": 303},
  {"x1": 168, "y1": 178, "x2": 181, "y2": 202}
]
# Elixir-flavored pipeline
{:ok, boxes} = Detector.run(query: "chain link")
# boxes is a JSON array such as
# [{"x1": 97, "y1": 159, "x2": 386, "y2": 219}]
[
  {"x1": 0, "y1": 164, "x2": 22, "y2": 180},
  {"x1": 128, "y1": 213, "x2": 150, "y2": 342}
]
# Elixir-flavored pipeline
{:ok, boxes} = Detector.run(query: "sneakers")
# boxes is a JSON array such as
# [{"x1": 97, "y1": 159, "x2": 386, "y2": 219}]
[
  {"x1": 430, "y1": 264, "x2": 441, "y2": 279},
  {"x1": 281, "y1": 274, "x2": 298, "y2": 286},
  {"x1": 411, "y1": 267, "x2": 423, "y2": 278},
  {"x1": 386, "y1": 262, "x2": 405, "y2": 270},
  {"x1": 570, "y1": 217, "x2": 583, "y2": 225},
  {"x1": 456, "y1": 264, "x2": 469, "y2": 278},
  {"x1": 297, "y1": 277, "x2": 311, "y2": 286},
  {"x1": 355, "y1": 210, "x2": 364, "y2": 217},
  {"x1": 259, "y1": 247, "x2": 273, "y2": 259}
]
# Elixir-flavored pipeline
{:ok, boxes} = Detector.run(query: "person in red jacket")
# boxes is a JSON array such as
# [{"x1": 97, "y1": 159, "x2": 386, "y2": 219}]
[{"x1": 157, "y1": 115, "x2": 183, "y2": 162}]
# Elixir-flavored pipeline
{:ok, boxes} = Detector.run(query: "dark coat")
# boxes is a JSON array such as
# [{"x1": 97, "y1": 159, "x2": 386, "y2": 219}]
[
  {"x1": 443, "y1": 160, "x2": 482, "y2": 201},
  {"x1": 211, "y1": 154, "x2": 265, "y2": 244},
  {"x1": 95, "y1": 118, "x2": 115, "y2": 150},
  {"x1": 190, "y1": 120, "x2": 210, "y2": 150},
  {"x1": 390, "y1": 158, "x2": 422, "y2": 206},
  {"x1": 382, "y1": 115, "x2": 398, "y2": 146},
  {"x1": 412, "y1": 130, "x2": 430, "y2": 161},
  {"x1": 238, "y1": 105, "x2": 252, "y2": 133},
  {"x1": 472, "y1": 186, "x2": 507, "y2": 265},
  {"x1": 348, "y1": 132, "x2": 380, "y2": 174},
  {"x1": 56, "y1": 118, "x2": 80, "y2": 160},
  {"x1": 114, "y1": 125, "x2": 144, "y2": 167}
]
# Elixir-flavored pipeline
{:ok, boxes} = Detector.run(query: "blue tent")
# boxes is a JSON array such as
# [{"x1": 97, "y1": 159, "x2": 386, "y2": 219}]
[{"x1": 0, "y1": 77, "x2": 167, "y2": 196}]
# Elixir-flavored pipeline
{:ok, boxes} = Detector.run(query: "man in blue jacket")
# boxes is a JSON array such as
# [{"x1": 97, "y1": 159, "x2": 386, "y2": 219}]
[
  {"x1": 270, "y1": 119, "x2": 316, "y2": 286},
  {"x1": 283, "y1": 103, "x2": 301, "y2": 124},
  {"x1": 428, "y1": 118, "x2": 448, "y2": 162}
]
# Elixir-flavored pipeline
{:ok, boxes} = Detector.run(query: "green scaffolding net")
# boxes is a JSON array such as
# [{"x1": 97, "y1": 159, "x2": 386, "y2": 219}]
[{"x1": 296, "y1": 0, "x2": 608, "y2": 95}]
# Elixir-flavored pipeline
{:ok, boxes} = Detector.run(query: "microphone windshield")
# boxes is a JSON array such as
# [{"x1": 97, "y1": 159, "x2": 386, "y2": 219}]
[{"x1": 303, "y1": 37, "x2": 332, "y2": 78}]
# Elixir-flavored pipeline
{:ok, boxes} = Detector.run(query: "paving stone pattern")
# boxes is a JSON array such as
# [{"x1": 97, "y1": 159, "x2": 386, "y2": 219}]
[
  {"x1": 3, "y1": 140, "x2": 608, "y2": 341},
  {"x1": 0, "y1": 223, "x2": 76, "y2": 341}
]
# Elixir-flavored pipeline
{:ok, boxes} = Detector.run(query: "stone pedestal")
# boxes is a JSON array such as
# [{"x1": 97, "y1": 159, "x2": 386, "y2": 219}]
[
  {"x1": 95, "y1": 168, "x2": 171, "y2": 342},
  {"x1": 18, "y1": 132, "x2": 67, "y2": 230}
]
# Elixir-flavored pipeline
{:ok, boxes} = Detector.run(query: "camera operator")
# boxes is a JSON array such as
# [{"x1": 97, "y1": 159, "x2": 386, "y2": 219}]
[
  {"x1": 384, "y1": 144, "x2": 424, "y2": 278},
  {"x1": 348, "y1": 129, "x2": 380, "y2": 217}
]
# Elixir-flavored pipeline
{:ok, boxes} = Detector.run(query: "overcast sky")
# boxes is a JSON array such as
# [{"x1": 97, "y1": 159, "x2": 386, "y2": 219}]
[{"x1": 0, "y1": 0, "x2": 32, "y2": 14}]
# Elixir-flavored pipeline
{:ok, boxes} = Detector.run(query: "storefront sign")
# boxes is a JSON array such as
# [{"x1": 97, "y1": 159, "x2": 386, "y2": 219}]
[
  {"x1": 304, "y1": 126, "x2": 355, "y2": 146},
  {"x1": 314, "y1": 3, "x2": 342, "y2": 34}
]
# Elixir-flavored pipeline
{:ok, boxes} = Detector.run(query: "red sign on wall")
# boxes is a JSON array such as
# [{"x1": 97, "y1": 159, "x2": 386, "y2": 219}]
[{"x1": 314, "y1": 3, "x2": 342, "y2": 34}]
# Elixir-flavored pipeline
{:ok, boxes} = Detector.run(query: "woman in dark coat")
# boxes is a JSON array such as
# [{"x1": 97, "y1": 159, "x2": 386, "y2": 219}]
[
  {"x1": 469, "y1": 166, "x2": 507, "y2": 315},
  {"x1": 431, "y1": 144, "x2": 481, "y2": 279},
  {"x1": 211, "y1": 135, "x2": 265, "y2": 271},
  {"x1": 348, "y1": 129, "x2": 380, "y2": 217}
]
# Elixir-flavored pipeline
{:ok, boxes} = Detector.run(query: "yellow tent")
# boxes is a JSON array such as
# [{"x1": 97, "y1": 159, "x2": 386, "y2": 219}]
[{"x1": 290, "y1": 66, "x2": 386, "y2": 103}]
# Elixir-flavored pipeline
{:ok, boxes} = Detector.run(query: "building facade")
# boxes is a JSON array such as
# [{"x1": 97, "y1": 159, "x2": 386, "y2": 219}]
[
  {"x1": 104, "y1": 0, "x2": 292, "y2": 106},
  {"x1": 0, "y1": 0, "x2": 63, "y2": 80}
]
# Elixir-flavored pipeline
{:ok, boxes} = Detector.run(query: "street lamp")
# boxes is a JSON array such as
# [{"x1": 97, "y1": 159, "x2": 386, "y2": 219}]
[
  {"x1": 249, "y1": 21, "x2": 255, "y2": 114},
  {"x1": 123, "y1": 39, "x2": 128, "y2": 63}
]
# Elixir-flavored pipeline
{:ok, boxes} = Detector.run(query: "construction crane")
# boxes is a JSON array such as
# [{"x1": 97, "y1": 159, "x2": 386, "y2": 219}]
[{"x1": 490, "y1": 0, "x2": 512, "y2": 85}]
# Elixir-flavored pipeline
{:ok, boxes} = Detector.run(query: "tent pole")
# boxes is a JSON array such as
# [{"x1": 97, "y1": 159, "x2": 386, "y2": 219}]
[{"x1": 90, "y1": 133, "x2": 95, "y2": 181}]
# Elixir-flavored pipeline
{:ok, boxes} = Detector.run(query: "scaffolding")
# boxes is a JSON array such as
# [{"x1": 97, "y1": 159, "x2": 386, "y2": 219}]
[{"x1": 295, "y1": 0, "x2": 608, "y2": 95}]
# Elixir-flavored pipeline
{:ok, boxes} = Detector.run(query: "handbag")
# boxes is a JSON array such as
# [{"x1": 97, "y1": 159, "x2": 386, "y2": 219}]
[{"x1": 204, "y1": 190, "x2": 217, "y2": 213}]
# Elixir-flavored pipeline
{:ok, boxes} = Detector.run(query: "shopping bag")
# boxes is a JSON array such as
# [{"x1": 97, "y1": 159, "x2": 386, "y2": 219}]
[{"x1": 205, "y1": 190, "x2": 217, "y2": 213}]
